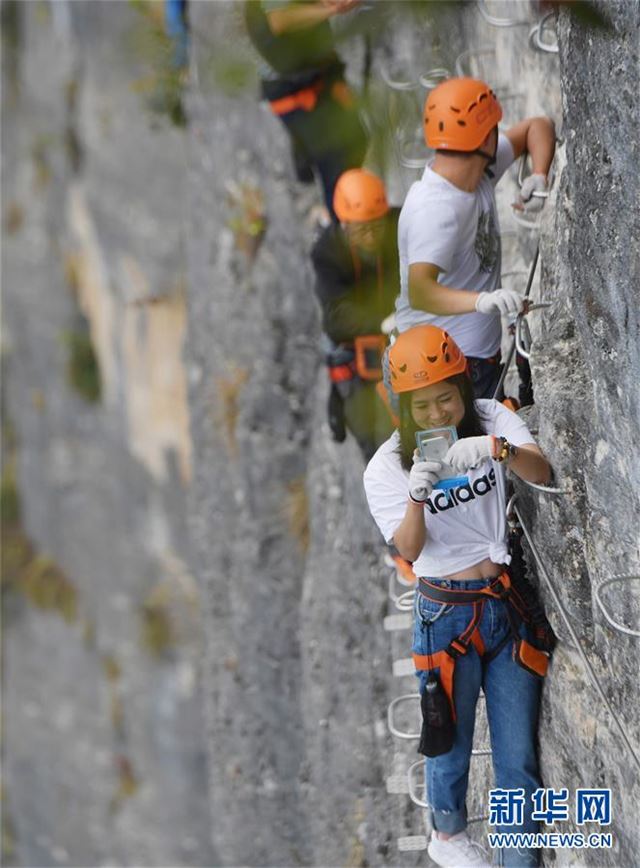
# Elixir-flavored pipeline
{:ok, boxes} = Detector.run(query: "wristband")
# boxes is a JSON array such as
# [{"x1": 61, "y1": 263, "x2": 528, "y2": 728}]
[
  {"x1": 408, "y1": 494, "x2": 428, "y2": 506},
  {"x1": 494, "y1": 437, "x2": 518, "y2": 463},
  {"x1": 489, "y1": 434, "x2": 500, "y2": 460}
]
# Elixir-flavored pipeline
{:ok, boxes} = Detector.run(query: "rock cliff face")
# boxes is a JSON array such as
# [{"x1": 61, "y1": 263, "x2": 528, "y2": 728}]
[
  {"x1": 2, "y1": 3, "x2": 212, "y2": 866},
  {"x1": 2, "y1": 1, "x2": 638, "y2": 867}
]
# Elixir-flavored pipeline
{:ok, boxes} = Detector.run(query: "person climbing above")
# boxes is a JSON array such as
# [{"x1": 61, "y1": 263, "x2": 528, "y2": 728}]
[
  {"x1": 164, "y1": 0, "x2": 189, "y2": 70},
  {"x1": 395, "y1": 77, "x2": 556, "y2": 398},
  {"x1": 244, "y1": 0, "x2": 368, "y2": 219},
  {"x1": 312, "y1": 168, "x2": 399, "y2": 460},
  {"x1": 364, "y1": 325, "x2": 554, "y2": 868}
]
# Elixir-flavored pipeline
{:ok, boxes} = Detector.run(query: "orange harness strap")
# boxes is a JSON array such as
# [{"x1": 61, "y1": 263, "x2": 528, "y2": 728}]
[
  {"x1": 412, "y1": 599, "x2": 487, "y2": 722},
  {"x1": 268, "y1": 79, "x2": 324, "y2": 116}
]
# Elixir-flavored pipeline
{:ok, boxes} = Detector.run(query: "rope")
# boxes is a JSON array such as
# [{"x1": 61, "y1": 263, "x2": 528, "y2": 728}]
[{"x1": 513, "y1": 501, "x2": 640, "y2": 772}]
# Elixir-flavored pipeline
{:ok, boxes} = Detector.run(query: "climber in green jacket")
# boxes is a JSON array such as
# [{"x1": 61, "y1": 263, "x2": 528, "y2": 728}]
[
  {"x1": 311, "y1": 168, "x2": 399, "y2": 460},
  {"x1": 244, "y1": 0, "x2": 368, "y2": 218}
]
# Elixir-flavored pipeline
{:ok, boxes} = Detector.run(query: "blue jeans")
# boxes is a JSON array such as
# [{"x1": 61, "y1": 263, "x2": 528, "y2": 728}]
[{"x1": 413, "y1": 578, "x2": 542, "y2": 867}]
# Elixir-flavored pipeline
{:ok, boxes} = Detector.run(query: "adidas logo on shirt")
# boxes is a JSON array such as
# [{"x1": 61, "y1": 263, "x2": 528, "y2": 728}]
[{"x1": 424, "y1": 468, "x2": 497, "y2": 515}]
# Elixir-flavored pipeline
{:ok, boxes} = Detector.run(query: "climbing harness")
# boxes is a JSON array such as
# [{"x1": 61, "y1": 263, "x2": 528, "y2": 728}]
[
  {"x1": 268, "y1": 78, "x2": 324, "y2": 115},
  {"x1": 325, "y1": 341, "x2": 357, "y2": 386},
  {"x1": 412, "y1": 572, "x2": 551, "y2": 727},
  {"x1": 354, "y1": 334, "x2": 386, "y2": 381}
]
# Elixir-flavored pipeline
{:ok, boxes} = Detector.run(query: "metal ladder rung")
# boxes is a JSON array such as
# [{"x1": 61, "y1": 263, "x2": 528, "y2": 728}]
[
  {"x1": 388, "y1": 573, "x2": 415, "y2": 611},
  {"x1": 594, "y1": 575, "x2": 640, "y2": 638},
  {"x1": 398, "y1": 835, "x2": 428, "y2": 852},
  {"x1": 393, "y1": 658, "x2": 416, "y2": 677},
  {"x1": 386, "y1": 774, "x2": 411, "y2": 794},
  {"x1": 384, "y1": 613, "x2": 413, "y2": 632},
  {"x1": 408, "y1": 760, "x2": 489, "y2": 820}
]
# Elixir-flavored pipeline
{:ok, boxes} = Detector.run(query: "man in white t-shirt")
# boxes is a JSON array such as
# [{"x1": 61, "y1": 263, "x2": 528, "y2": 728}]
[{"x1": 396, "y1": 77, "x2": 556, "y2": 398}]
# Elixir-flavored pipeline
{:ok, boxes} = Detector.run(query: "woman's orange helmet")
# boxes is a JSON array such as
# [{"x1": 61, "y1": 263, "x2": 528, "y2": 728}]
[
  {"x1": 423, "y1": 77, "x2": 502, "y2": 152},
  {"x1": 333, "y1": 169, "x2": 390, "y2": 223},
  {"x1": 388, "y1": 325, "x2": 468, "y2": 394}
]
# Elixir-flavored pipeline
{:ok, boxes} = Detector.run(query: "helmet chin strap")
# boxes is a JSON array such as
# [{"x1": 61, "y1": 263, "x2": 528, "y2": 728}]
[
  {"x1": 476, "y1": 147, "x2": 496, "y2": 179},
  {"x1": 477, "y1": 127, "x2": 499, "y2": 178}
]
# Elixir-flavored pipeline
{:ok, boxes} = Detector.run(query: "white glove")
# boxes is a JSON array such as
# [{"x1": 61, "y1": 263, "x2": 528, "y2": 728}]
[
  {"x1": 445, "y1": 436, "x2": 494, "y2": 472},
  {"x1": 409, "y1": 454, "x2": 443, "y2": 503},
  {"x1": 513, "y1": 174, "x2": 547, "y2": 214},
  {"x1": 475, "y1": 288, "x2": 524, "y2": 317},
  {"x1": 380, "y1": 312, "x2": 396, "y2": 335}
]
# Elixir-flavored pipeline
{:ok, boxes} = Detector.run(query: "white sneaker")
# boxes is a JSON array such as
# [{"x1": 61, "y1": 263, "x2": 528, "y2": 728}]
[{"x1": 427, "y1": 830, "x2": 492, "y2": 867}]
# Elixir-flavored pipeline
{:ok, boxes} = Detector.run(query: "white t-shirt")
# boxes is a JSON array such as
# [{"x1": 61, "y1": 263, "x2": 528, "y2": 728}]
[
  {"x1": 363, "y1": 400, "x2": 535, "y2": 578},
  {"x1": 395, "y1": 134, "x2": 515, "y2": 358}
]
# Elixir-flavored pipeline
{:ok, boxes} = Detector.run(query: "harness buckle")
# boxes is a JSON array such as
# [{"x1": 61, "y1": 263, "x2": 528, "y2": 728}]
[{"x1": 447, "y1": 639, "x2": 468, "y2": 659}]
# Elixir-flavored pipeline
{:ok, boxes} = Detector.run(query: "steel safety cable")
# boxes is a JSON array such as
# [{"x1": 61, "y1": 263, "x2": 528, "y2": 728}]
[
  {"x1": 513, "y1": 501, "x2": 640, "y2": 772},
  {"x1": 493, "y1": 243, "x2": 540, "y2": 400}
]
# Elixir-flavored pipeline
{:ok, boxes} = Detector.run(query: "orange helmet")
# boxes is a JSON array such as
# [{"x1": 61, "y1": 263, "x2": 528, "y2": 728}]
[
  {"x1": 388, "y1": 325, "x2": 468, "y2": 394},
  {"x1": 333, "y1": 169, "x2": 390, "y2": 223},
  {"x1": 423, "y1": 77, "x2": 502, "y2": 151}
]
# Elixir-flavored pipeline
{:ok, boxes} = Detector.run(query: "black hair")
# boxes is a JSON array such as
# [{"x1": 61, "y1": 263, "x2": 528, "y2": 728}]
[{"x1": 396, "y1": 373, "x2": 487, "y2": 471}]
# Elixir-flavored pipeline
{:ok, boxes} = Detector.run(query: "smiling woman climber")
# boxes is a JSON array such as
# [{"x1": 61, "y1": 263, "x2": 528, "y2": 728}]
[{"x1": 363, "y1": 324, "x2": 553, "y2": 868}]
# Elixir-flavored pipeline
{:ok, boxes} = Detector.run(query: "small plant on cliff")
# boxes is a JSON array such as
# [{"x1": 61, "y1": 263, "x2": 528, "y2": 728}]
[
  {"x1": 226, "y1": 182, "x2": 267, "y2": 263},
  {"x1": 61, "y1": 320, "x2": 102, "y2": 404},
  {"x1": 139, "y1": 582, "x2": 176, "y2": 658}
]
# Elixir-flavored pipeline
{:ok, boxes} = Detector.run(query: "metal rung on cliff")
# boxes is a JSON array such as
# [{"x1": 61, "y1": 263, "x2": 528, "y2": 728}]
[
  {"x1": 529, "y1": 11, "x2": 559, "y2": 54},
  {"x1": 386, "y1": 773, "x2": 411, "y2": 794},
  {"x1": 419, "y1": 69, "x2": 451, "y2": 90},
  {"x1": 387, "y1": 693, "x2": 421, "y2": 739},
  {"x1": 388, "y1": 693, "x2": 492, "y2": 751},
  {"x1": 594, "y1": 576, "x2": 640, "y2": 638},
  {"x1": 511, "y1": 497, "x2": 640, "y2": 772},
  {"x1": 388, "y1": 573, "x2": 416, "y2": 612},
  {"x1": 388, "y1": 574, "x2": 415, "y2": 612},
  {"x1": 393, "y1": 657, "x2": 416, "y2": 677},
  {"x1": 397, "y1": 835, "x2": 428, "y2": 852},
  {"x1": 398, "y1": 131, "x2": 429, "y2": 170},
  {"x1": 408, "y1": 760, "x2": 489, "y2": 817},
  {"x1": 455, "y1": 46, "x2": 494, "y2": 78},
  {"x1": 384, "y1": 613, "x2": 413, "y2": 632},
  {"x1": 518, "y1": 153, "x2": 551, "y2": 198},
  {"x1": 476, "y1": 0, "x2": 529, "y2": 28},
  {"x1": 380, "y1": 67, "x2": 451, "y2": 172},
  {"x1": 383, "y1": 551, "x2": 416, "y2": 587},
  {"x1": 514, "y1": 303, "x2": 551, "y2": 360}
]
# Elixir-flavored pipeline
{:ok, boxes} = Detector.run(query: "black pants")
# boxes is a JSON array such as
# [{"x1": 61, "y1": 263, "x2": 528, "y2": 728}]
[
  {"x1": 278, "y1": 78, "x2": 368, "y2": 218},
  {"x1": 329, "y1": 380, "x2": 394, "y2": 462}
]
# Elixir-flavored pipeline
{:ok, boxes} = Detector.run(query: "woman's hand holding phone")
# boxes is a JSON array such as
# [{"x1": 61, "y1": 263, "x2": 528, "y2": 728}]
[
  {"x1": 409, "y1": 451, "x2": 444, "y2": 504},
  {"x1": 445, "y1": 435, "x2": 495, "y2": 472}
]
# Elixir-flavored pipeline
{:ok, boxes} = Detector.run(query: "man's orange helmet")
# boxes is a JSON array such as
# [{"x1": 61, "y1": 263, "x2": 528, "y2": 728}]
[
  {"x1": 388, "y1": 325, "x2": 468, "y2": 394},
  {"x1": 333, "y1": 169, "x2": 390, "y2": 223},
  {"x1": 423, "y1": 77, "x2": 502, "y2": 152}
]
